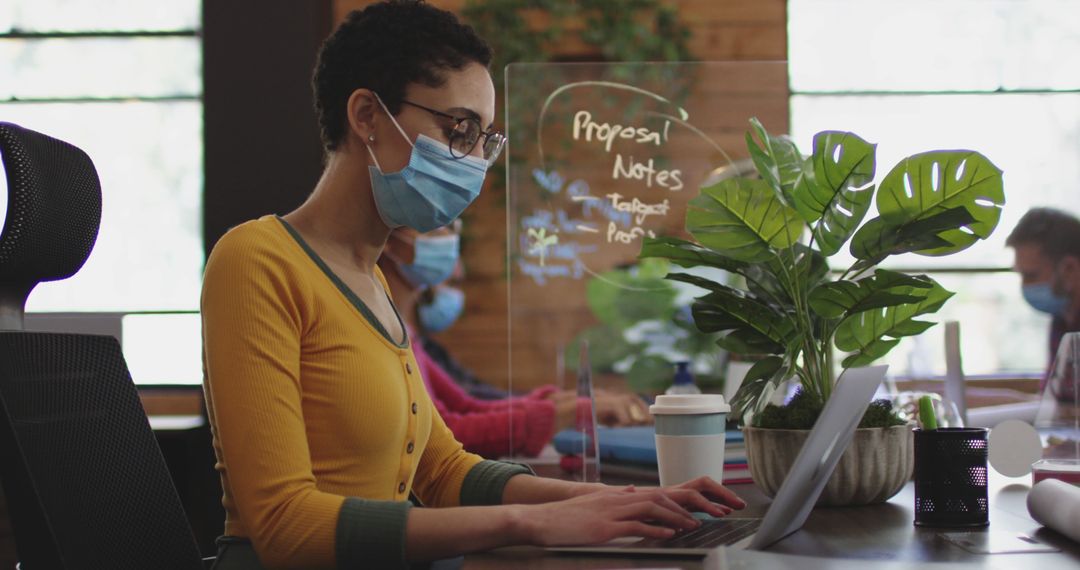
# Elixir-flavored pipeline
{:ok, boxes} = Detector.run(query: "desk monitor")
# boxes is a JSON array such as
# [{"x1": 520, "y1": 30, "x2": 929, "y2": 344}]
[
  {"x1": 121, "y1": 312, "x2": 203, "y2": 387},
  {"x1": 23, "y1": 311, "x2": 203, "y2": 387}
]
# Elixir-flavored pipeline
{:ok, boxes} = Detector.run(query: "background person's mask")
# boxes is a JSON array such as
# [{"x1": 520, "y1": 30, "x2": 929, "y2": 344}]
[
  {"x1": 419, "y1": 286, "x2": 465, "y2": 333},
  {"x1": 395, "y1": 233, "x2": 460, "y2": 288},
  {"x1": 1023, "y1": 282, "x2": 1069, "y2": 316}
]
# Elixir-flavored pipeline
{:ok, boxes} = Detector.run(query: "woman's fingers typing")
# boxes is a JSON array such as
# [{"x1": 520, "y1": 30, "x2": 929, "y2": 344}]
[
  {"x1": 526, "y1": 485, "x2": 717, "y2": 546},
  {"x1": 523, "y1": 478, "x2": 748, "y2": 547},
  {"x1": 675, "y1": 476, "x2": 747, "y2": 509},
  {"x1": 612, "y1": 498, "x2": 698, "y2": 531}
]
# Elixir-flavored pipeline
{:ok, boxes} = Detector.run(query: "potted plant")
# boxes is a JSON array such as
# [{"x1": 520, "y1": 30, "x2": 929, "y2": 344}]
[{"x1": 639, "y1": 118, "x2": 1005, "y2": 505}]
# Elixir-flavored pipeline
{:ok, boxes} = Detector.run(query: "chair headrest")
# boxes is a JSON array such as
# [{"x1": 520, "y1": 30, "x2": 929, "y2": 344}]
[{"x1": 0, "y1": 122, "x2": 102, "y2": 290}]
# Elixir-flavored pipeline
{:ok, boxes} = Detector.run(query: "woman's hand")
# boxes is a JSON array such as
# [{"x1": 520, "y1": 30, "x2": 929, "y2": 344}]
[
  {"x1": 664, "y1": 476, "x2": 747, "y2": 515},
  {"x1": 513, "y1": 478, "x2": 746, "y2": 546},
  {"x1": 513, "y1": 486, "x2": 696, "y2": 545}
]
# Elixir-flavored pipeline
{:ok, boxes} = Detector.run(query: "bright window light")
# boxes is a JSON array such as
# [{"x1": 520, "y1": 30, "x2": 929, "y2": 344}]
[
  {"x1": 2, "y1": 1, "x2": 202, "y2": 313},
  {"x1": 789, "y1": 0, "x2": 1077, "y2": 376}
]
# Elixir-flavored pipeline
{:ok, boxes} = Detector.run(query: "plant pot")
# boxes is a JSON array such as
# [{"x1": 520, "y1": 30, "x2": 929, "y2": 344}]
[{"x1": 743, "y1": 424, "x2": 914, "y2": 506}]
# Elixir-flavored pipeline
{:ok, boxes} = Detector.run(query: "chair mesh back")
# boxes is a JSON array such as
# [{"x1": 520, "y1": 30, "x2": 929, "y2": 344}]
[
  {"x1": 0, "y1": 122, "x2": 101, "y2": 287},
  {"x1": 0, "y1": 332, "x2": 204, "y2": 570}
]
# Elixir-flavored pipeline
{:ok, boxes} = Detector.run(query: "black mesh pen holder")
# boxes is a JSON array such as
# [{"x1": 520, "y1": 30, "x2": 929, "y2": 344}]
[{"x1": 913, "y1": 427, "x2": 989, "y2": 527}]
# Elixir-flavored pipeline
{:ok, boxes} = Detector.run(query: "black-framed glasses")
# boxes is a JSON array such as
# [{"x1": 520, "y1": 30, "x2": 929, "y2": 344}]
[{"x1": 400, "y1": 99, "x2": 506, "y2": 163}]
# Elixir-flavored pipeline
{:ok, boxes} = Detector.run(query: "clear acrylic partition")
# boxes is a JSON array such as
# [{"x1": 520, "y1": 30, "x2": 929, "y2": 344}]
[
  {"x1": 1035, "y1": 332, "x2": 1080, "y2": 462},
  {"x1": 503, "y1": 62, "x2": 788, "y2": 465}
]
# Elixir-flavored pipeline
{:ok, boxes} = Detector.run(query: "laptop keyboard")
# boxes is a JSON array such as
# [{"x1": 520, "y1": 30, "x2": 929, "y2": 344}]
[{"x1": 633, "y1": 517, "x2": 762, "y2": 549}]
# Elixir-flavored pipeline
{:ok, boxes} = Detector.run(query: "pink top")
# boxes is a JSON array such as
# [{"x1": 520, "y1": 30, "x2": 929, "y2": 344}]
[{"x1": 410, "y1": 328, "x2": 557, "y2": 458}]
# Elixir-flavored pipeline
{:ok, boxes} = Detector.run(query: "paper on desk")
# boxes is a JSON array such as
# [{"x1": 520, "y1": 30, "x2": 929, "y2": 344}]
[{"x1": 1027, "y1": 478, "x2": 1080, "y2": 543}]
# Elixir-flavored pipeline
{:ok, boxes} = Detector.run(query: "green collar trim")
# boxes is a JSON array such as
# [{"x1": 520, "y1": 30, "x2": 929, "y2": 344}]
[{"x1": 276, "y1": 216, "x2": 408, "y2": 348}]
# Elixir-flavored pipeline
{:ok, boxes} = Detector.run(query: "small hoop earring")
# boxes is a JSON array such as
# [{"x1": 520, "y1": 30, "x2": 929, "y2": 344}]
[{"x1": 368, "y1": 134, "x2": 375, "y2": 143}]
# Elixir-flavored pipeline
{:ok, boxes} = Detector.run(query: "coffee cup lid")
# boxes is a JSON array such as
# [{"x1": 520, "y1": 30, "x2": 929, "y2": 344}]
[{"x1": 649, "y1": 394, "x2": 730, "y2": 415}]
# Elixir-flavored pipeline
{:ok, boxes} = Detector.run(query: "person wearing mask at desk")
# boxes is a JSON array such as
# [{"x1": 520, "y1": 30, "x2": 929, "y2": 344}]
[
  {"x1": 376, "y1": 226, "x2": 652, "y2": 459},
  {"x1": 1007, "y1": 207, "x2": 1080, "y2": 401},
  {"x1": 417, "y1": 283, "x2": 508, "y2": 400},
  {"x1": 200, "y1": 2, "x2": 744, "y2": 568}
]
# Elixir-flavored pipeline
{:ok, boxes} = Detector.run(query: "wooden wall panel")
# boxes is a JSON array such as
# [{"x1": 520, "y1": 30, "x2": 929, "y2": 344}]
[{"x1": 332, "y1": 0, "x2": 788, "y2": 391}]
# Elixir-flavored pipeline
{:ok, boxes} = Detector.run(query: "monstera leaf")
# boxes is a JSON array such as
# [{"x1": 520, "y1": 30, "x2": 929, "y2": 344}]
[
  {"x1": 686, "y1": 177, "x2": 805, "y2": 263},
  {"x1": 875, "y1": 150, "x2": 1004, "y2": 256},
  {"x1": 669, "y1": 273, "x2": 797, "y2": 346},
  {"x1": 745, "y1": 117, "x2": 805, "y2": 207},
  {"x1": 712, "y1": 327, "x2": 785, "y2": 355},
  {"x1": 638, "y1": 236, "x2": 748, "y2": 274},
  {"x1": 849, "y1": 206, "x2": 977, "y2": 267},
  {"x1": 808, "y1": 269, "x2": 932, "y2": 320},
  {"x1": 765, "y1": 244, "x2": 830, "y2": 290},
  {"x1": 730, "y1": 355, "x2": 789, "y2": 417},
  {"x1": 834, "y1": 279, "x2": 954, "y2": 367},
  {"x1": 797, "y1": 131, "x2": 877, "y2": 256}
]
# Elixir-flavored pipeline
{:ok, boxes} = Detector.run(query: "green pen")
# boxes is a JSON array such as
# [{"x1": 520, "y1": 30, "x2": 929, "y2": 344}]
[{"x1": 918, "y1": 395, "x2": 938, "y2": 430}]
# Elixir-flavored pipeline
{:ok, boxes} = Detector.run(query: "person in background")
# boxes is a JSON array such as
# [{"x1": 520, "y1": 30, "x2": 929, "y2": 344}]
[
  {"x1": 201, "y1": 2, "x2": 743, "y2": 568},
  {"x1": 411, "y1": 244, "x2": 508, "y2": 400},
  {"x1": 376, "y1": 225, "x2": 651, "y2": 458},
  {"x1": 417, "y1": 283, "x2": 509, "y2": 400},
  {"x1": 1006, "y1": 207, "x2": 1080, "y2": 400}
]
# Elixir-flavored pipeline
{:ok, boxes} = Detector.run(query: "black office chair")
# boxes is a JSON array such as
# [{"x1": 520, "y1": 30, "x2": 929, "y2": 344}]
[{"x1": 0, "y1": 122, "x2": 208, "y2": 569}]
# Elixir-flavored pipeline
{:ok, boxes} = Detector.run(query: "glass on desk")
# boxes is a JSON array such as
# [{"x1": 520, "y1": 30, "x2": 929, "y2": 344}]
[
  {"x1": 894, "y1": 391, "x2": 965, "y2": 428},
  {"x1": 914, "y1": 427, "x2": 989, "y2": 528},
  {"x1": 1035, "y1": 332, "x2": 1080, "y2": 463}
]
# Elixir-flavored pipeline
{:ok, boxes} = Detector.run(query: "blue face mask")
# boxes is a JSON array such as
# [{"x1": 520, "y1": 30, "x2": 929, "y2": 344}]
[
  {"x1": 1022, "y1": 282, "x2": 1069, "y2": 316},
  {"x1": 418, "y1": 286, "x2": 465, "y2": 333},
  {"x1": 368, "y1": 96, "x2": 488, "y2": 232},
  {"x1": 395, "y1": 233, "x2": 460, "y2": 288}
]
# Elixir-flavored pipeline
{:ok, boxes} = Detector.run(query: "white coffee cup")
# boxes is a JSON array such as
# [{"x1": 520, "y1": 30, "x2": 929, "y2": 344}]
[{"x1": 649, "y1": 394, "x2": 730, "y2": 486}]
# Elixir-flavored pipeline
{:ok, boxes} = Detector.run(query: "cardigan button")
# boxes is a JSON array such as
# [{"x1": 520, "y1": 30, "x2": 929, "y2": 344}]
[
  {"x1": 411, "y1": 402, "x2": 418, "y2": 414},
  {"x1": 398, "y1": 481, "x2": 406, "y2": 494},
  {"x1": 407, "y1": 441, "x2": 414, "y2": 454},
  {"x1": 406, "y1": 362, "x2": 413, "y2": 374}
]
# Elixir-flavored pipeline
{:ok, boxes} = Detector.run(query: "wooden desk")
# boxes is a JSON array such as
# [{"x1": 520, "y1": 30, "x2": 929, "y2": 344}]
[{"x1": 464, "y1": 472, "x2": 1080, "y2": 569}]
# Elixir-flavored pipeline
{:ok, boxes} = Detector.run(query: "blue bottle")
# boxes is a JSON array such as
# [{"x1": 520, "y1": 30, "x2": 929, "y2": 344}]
[{"x1": 665, "y1": 361, "x2": 702, "y2": 395}]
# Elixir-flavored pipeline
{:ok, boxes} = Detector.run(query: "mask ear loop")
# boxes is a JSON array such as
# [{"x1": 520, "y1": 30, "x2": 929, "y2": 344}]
[
  {"x1": 371, "y1": 91, "x2": 412, "y2": 146},
  {"x1": 367, "y1": 92, "x2": 416, "y2": 173}
]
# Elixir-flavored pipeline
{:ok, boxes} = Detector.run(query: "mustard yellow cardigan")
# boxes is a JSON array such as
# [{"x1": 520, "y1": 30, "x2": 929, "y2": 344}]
[{"x1": 202, "y1": 216, "x2": 527, "y2": 569}]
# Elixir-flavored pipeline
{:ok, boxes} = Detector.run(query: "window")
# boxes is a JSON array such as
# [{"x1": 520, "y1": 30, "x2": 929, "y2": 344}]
[
  {"x1": 1, "y1": 0, "x2": 203, "y2": 312},
  {"x1": 788, "y1": 0, "x2": 1080, "y2": 375}
]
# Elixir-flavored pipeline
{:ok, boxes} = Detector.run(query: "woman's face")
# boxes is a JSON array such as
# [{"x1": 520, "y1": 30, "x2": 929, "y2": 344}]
[{"x1": 375, "y1": 62, "x2": 496, "y2": 173}]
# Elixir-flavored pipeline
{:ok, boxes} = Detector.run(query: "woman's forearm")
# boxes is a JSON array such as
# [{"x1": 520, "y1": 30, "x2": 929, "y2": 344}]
[
  {"x1": 404, "y1": 504, "x2": 527, "y2": 561},
  {"x1": 501, "y1": 473, "x2": 607, "y2": 504},
  {"x1": 404, "y1": 474, "x2": 743, "y2": 561}
]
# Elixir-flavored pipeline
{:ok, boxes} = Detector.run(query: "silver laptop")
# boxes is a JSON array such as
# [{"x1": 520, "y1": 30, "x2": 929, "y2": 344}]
[{"x1": 552, "y1": 364, "x2": 889, "y2": 555}]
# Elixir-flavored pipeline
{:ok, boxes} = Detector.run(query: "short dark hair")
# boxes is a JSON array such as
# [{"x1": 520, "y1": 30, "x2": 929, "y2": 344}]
[
  {"x1": 312, "y1": 0, "x2": 493, "y2": 152},
  {"x1": 1006, "y1": 207, "x2": 1080, "y2": 260}
]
